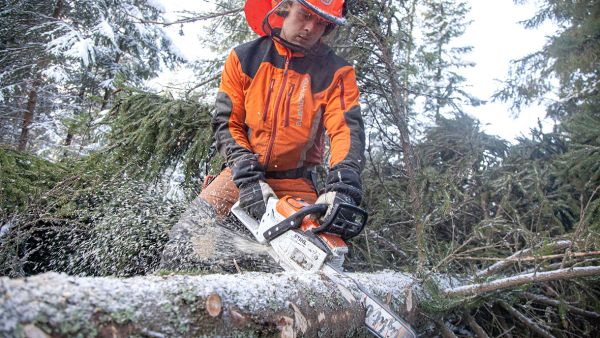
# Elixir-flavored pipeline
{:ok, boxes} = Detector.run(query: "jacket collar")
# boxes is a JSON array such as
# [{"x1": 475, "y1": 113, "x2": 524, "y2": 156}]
[
  {"x1": 273, "y1": 38, "x2": 305, "y2": 57},
  {"x1": 270, "y1": 33, "x2": 331, "y2": 59}
]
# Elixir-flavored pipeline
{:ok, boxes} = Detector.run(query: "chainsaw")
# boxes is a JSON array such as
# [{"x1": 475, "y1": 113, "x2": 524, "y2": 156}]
[{"x1": 232, "y1": 195, "x2": 416, "y2": 338}]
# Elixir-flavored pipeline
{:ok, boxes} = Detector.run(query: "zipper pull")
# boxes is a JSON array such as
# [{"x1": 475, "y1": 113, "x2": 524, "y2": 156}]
[
  {"x1": 284, "y1": 84, "x2": 295, "y2": 127},
  {"x1": 262, "y1": 78, "x2": 275, "y2": 122},
  {"x1": 284, "y1": 50, "x2": 291, "y2": 75}
]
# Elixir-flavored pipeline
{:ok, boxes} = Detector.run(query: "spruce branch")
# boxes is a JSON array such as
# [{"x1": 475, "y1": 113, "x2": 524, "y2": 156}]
[
  {"x1": 458, "y1": 250, "x2": 600, "y2": 262},
  {"x1": 498, "y1": 301, "x2": 556, "y2": 338},
  {"x1": 521, "y1": 292, "x2": 600, "y2": 319},
  {"x1": 127, "y1": 7, "x2": 243, "y2": 27},
  {"x1": 475, "y1": 240, "x2": 572, "y2": 278},
  {"x1": 465, "y1": 312, "x2": 490, "y2": 338},
  {"x1": 434, "y1": 318, "x2": 458, "y2": 338}
]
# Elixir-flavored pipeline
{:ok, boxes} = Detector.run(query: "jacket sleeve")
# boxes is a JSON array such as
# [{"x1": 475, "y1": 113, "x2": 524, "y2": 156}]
[
  {"x1": 212, "y1": 49, "x2": 265, "y2": 187},
  {"x1": 322, "y1": 67, "x2": 366, "y2": 204}
]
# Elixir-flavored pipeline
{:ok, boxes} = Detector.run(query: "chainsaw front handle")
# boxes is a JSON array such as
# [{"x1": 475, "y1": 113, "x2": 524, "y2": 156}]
[
  {"x1": 262, "y1": 204, "x2": 329, "y2": 241},
  {"x1": 312, "y1": 203, "x2": 368, "y2": 240}
]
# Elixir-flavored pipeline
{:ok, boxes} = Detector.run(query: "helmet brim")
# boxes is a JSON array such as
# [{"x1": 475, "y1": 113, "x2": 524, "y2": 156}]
[{"x1": 296, "y1": 0, "x2": 346, "y2": 26}]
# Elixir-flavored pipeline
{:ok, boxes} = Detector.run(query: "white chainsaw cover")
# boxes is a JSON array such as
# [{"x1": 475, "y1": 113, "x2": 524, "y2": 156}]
[{"x1": 270, "y1": 231, "x2": 328, "y2": 272}]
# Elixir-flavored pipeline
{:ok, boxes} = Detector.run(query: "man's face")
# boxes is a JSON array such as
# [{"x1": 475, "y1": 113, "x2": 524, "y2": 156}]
[{"x1": 280, "y1": 2, "x2": 330, "y2": 50}]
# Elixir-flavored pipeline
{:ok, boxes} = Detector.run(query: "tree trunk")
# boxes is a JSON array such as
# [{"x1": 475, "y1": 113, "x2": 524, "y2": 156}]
[
  {"x1": 99, "y1": 52, "x2": 121, "y2": 111},
  {"x1": 64, "y1": 84, "x2": 87, "y2": 147},
  {"x1": 17, "y1": 0, "x2": 64, "y2": 151},
  {"x1": 357, "y1": 0, "x2": 424, "y2": 272},
  {"x1": 0, "y1": 271, "x2": 417, "y2": 338},
  {"x1": 17, "y1": 78, "x2": 41, "y2": 151}
]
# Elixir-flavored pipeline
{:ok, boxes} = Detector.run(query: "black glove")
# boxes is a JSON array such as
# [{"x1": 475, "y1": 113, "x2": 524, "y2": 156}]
[
  {"x1": 313, "y1": 191, "x2": 356, "y2": 225},
  {"x1": 238, "y1": 180, "x2": 276, "y2": 220},
  {"x1": 324, "y1": 165, "x2": 363, "y2": 205}
]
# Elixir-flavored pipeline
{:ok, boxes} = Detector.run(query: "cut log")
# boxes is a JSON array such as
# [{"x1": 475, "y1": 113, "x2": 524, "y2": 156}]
[{"x1": 0, "y1": 271, "x2": 418, "y2": 337}]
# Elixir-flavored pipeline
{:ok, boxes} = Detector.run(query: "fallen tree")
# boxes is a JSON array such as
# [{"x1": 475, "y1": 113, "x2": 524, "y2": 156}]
[
  {"x1": 0, "y1": 271, "x2": 418, "y2": 338},
  {"x1": 2, "y1": 256, "x2": 600, "y2": 337}
]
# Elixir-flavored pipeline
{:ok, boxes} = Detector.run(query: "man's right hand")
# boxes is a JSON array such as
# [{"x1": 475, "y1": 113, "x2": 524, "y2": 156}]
[{"x1": 238, "y1": 180, "x2": 276, "y2": 220}]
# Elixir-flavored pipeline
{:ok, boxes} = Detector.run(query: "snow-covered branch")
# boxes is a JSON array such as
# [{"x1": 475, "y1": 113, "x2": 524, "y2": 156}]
[
  {"x1": 445, "y1": 266, "x2": 600, "y2": 297},
  {"x1": 475, "y1": 240, "x2": 572, "y2": 278}
]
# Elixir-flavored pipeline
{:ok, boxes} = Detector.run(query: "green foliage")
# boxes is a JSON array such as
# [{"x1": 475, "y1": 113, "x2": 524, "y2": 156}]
[
  {"x1": 490, "y1": 128, "x2": 573, "y2": 236},
  {"x1": 355, "y1": 113, "x2": 509, "y2": 270},
  {"x1": 0, "y1": 154, "x2": 185, "y2": 278},
  {"x1": 496, "y1": 0, "x2": 600, "y2": 119},
  {"x1": 0, "y1": 0, "x2": 184, "y2": 152},
  {"x1": 559, "y1": 111, "x2": 600, "y2": 236},
  {"x1": 420, "y1": 277, "x2": 468, "y2": 314},
  {"x1": 106, "y1": 89, "x2": 216, "y2": 192},
  {"x1": 0, "y1": 147, "x2": 69, "y2": 218}
]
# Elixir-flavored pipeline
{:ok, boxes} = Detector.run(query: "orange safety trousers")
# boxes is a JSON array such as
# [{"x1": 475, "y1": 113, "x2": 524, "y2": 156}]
[{"x1": 199, "y1": 167, "x2": 317, "y2": 217}]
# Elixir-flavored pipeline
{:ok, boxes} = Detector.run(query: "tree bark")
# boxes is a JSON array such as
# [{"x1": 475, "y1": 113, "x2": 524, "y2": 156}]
[
  {"x1": 17, "y1": 78, "x2": 41, "y2": 151},
  {"x1": 0, "y1": 271, "x2": 417, "y2": 338},
  {"x1": 17, "y1": 0, "x2": 64, "y2": 151}
]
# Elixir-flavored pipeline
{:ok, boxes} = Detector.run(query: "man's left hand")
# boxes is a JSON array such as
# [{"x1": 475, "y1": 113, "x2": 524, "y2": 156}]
[{"x1": 312, "y1": 191, "x2": 355, "y2": 225}]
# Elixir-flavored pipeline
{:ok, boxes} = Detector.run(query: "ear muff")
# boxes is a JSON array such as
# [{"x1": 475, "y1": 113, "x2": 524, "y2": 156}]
[{"x1": 245, "y1": 0, "x2": 284, "y2": 36}]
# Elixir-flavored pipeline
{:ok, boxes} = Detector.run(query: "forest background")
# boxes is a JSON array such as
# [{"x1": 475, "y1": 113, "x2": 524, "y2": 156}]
[{"x1": 1, "y1": 0, "x2": 599, "y2": 336}]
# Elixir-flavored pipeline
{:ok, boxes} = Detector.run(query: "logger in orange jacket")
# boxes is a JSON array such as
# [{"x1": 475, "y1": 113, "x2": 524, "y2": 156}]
[{"x1": 200, "y1": 0, "x2": 365, "y2": 223}]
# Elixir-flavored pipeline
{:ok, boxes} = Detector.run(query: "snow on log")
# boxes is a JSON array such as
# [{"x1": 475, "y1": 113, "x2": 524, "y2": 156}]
[{"x1": 0, "y1": 271, "x2": 417, "y2": 337}]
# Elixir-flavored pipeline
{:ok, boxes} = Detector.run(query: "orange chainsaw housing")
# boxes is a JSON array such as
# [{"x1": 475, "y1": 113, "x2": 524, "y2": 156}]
[{"x1": 275, "y1": 196, "x2": 348, "y2": 250}]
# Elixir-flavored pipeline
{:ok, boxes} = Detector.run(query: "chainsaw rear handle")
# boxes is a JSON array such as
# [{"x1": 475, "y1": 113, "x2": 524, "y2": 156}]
[
  {"x1": 311, "y1": 203, "x2": 368, "y2": 240},
  {"x1": 263, "y1": 204, "x2": 329, "y2": 241}
]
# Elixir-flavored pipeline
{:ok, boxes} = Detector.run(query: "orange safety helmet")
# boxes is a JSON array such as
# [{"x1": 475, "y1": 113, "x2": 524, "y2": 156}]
[{"x1": 244, "y1": 0, "x2": 346, "y2": 37}]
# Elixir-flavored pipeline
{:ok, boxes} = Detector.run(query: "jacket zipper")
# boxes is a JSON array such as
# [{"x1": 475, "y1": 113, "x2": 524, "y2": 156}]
[
  {"x1": 338, "y1": 77, "x2": 346, "y2": 110},
  {"x1": 264, "y1": 52, "x2": 291, "y2": 168},
  {"x1": 262, "y1": 78, "x2": 275, "y2": 122},
  {"x1": 284, "y1": 83, "x2": 295, "y2": 127}
]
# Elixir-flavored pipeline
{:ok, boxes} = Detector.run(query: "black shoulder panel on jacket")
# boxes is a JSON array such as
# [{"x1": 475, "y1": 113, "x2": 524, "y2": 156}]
[
  {"x1": 234, "y1": 37, "x2": 280, "y2": 79},
  {"x1": 298, "y1": 49, "x2": 350, "y2": 93},
  {"x1": 234, "y1": 37, "x2": 351, "y2": 94}
]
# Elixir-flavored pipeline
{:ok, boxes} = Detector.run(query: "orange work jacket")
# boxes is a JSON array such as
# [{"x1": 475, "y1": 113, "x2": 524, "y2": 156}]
[{"x1": 212, "y1": 37, "x2": 365, "y2": 203}]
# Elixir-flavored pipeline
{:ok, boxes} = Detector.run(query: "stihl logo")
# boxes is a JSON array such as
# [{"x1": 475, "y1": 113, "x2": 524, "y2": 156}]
[
  {"x1": 294, "y1": 233, "x2": 307, "y2": 246},
  {"x1": 321, "y1": 0, "x2": 333, "y2": 5}
]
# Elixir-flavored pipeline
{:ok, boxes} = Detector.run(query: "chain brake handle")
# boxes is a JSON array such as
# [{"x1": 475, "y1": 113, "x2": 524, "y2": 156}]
[
  {"x1": 312, "y1": 203, "x2": 368, "y2": 240},
  {"x1": 262, "y1": 204, "x2": 328, "y2": 241}
]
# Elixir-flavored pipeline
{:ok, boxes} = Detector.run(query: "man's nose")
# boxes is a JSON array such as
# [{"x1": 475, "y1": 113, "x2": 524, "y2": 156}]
[{"x1": 303, "y1": 18, "x2": 318, "y2": 33}]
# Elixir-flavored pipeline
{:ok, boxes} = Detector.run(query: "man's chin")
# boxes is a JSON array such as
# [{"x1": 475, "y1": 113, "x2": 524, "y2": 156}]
[{"x1": 293, "y1": 39, "x2": 315, "y2": 50}]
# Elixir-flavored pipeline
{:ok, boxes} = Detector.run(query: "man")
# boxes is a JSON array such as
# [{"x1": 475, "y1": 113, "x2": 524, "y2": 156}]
[
  {"x1": 202, "y1": 0, "x2": 365, "y2": 224},
  {"x1": 158, "y1": 0, "x2": 364, "y2": 272}
]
